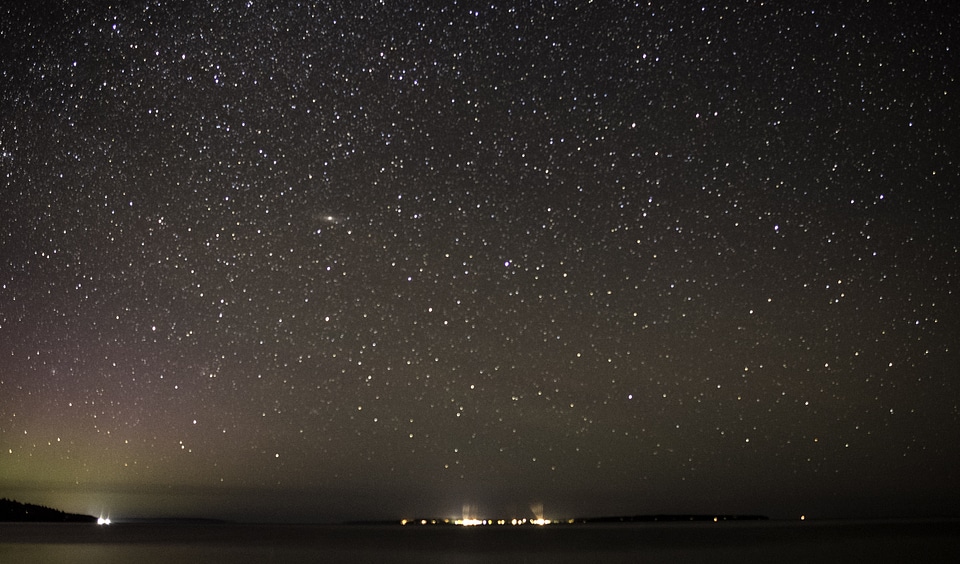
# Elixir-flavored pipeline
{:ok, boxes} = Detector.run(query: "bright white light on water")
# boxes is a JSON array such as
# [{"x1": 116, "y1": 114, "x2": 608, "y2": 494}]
[{"x1": 97, "y1": 516, "x2": 111, "y2": 525}]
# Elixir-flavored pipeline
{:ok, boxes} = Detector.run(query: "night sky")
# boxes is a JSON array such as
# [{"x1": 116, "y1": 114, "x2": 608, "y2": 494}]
[{"x1": 2, "y1": 1, "x2": 958, "y2": 524}]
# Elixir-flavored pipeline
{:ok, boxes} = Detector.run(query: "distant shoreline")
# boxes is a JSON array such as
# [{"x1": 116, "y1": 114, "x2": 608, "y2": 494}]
[{"x1": 346, "y1": 514, "x2": 770, "y2": 526}]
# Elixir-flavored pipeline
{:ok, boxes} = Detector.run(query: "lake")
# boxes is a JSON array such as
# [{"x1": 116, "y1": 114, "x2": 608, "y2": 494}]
[{"x1": 2, "y1": 519, "x2": 958, "y2": 563}]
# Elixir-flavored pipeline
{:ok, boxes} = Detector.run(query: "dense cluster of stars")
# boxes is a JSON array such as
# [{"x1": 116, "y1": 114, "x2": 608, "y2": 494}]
[{"x1": 1, "y1": 2, "x2": 957, "y2": 522}]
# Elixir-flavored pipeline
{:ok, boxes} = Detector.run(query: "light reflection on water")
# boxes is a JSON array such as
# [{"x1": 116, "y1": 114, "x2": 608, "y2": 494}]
[{"x1": 2, "y1": 521, "x2": 958, "y2": 564}]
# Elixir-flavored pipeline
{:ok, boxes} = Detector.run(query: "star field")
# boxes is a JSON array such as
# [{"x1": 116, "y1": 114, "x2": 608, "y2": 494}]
[{"x1": 1, "y1": 1, "x2": 958, "y2": 522}]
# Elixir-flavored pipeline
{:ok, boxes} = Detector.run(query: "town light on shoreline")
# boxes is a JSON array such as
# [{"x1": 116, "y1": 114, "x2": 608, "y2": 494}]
[{"x1": 401, "y1": 517, "x2": 564, "y2": 526}]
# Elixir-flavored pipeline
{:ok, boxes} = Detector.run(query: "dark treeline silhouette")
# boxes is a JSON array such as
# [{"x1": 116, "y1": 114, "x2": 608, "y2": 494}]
[{"x1": 0, "y1": 498, "x2": 96, "y2": 522}]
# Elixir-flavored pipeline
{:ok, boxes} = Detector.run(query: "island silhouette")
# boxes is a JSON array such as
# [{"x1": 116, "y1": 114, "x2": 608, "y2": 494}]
[
  {"x1": 0, "y1": 498, "x2": 97, "y2": 523},
  {"x1": 0, "y1": 497, "x2": 772, "y2": 526}
]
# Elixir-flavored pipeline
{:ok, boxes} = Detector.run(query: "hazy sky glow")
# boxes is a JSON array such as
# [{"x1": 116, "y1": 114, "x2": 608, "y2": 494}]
[{"x1": 1, "y1": 2, "x2": 958, "y2": 523}]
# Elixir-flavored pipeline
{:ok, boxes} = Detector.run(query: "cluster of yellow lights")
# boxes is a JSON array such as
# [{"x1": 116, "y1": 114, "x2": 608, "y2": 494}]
[{"x1": 402, "y1": 518, "x2": 566, "y2": 526}]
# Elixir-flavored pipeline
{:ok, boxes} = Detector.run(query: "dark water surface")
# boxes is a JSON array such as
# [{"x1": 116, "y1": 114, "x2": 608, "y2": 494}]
[{"x1": 2, "y1": 520, "x2": 958, "y2": 563}]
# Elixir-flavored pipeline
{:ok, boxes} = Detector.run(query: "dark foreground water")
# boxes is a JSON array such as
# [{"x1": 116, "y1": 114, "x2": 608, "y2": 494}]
[{"x1": 2, "y1": 520, "x2": 958, "y2": 563}]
